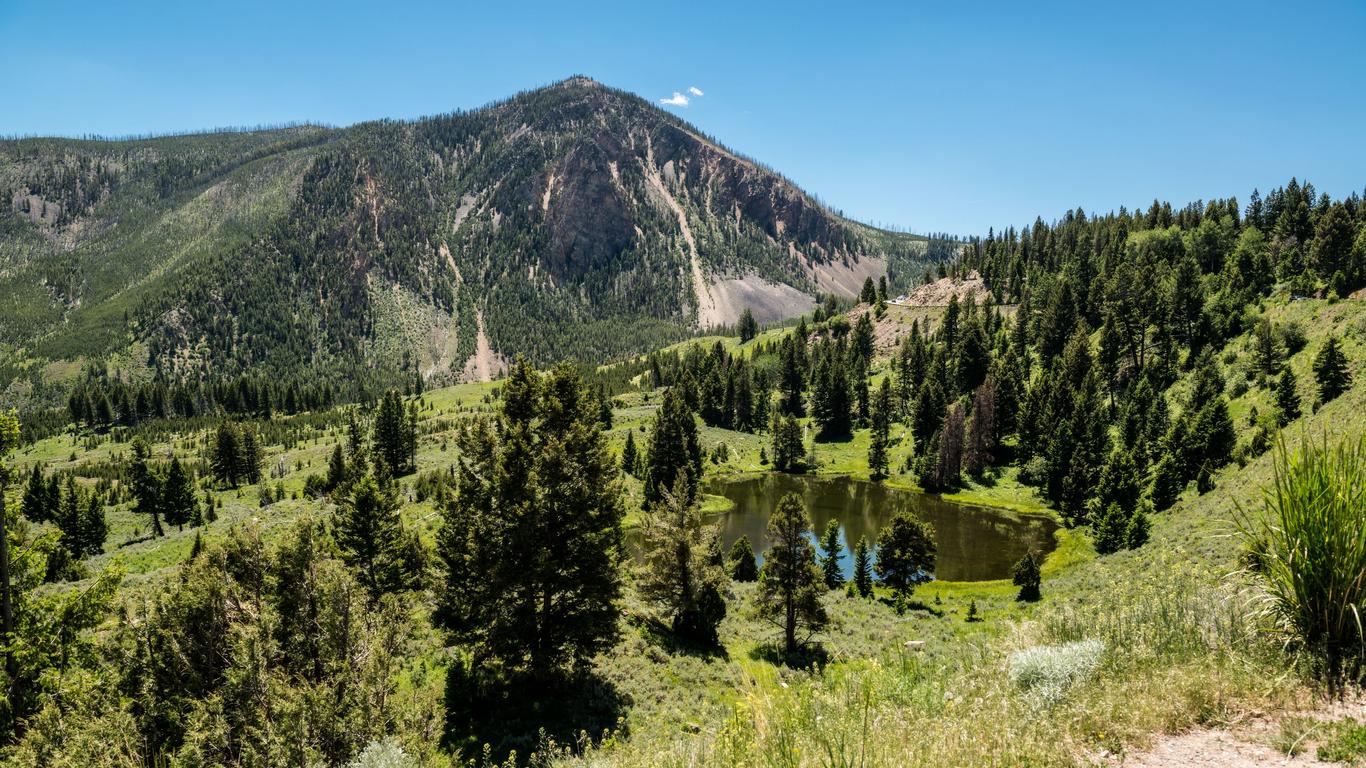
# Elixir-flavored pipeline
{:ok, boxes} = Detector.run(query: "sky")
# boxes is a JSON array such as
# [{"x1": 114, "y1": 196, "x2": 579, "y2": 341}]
[{"x1": 3, "y1": 1, "x2": 1364, "y2": 235}]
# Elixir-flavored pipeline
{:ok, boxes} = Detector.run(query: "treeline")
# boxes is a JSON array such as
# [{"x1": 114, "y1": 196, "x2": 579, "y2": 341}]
[{"x1": 65, "y1": 365, "x2": 342, "y2": 429}]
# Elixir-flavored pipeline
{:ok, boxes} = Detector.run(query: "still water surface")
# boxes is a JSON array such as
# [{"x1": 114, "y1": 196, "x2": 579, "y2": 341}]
[{"x1": 702, "y1": 474, "x2": 1059, "y2": 582}]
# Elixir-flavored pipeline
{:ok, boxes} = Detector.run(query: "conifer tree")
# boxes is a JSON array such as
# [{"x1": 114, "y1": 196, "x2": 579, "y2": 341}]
[
  {"x1": 326, "y1": 443, "x2": 347, "y2": 491},
  {"x1": 853, "y1": 537, "x2": 874, "y2": 598},
  {"x1": 868, "y1": 377, "x2": 893, "y2": 480},
  {"x1": 436, "y1": 360, "x2": 624, "y2": 682},
  {"x1": 1251, "y1": 316, "x2": 1282, "y2": 380},
  {"x1": 130, "y1": 439, "x2": 165, "y2": 537},
  {"x1": 1313, "y1": 335, "x2": 1352, "y2": 405},
  {"x1": 238, "y1": 427, "x2": 263, "y2": 485},
  {"x1": 875, "y1": 512, "x2": 936, "y2": 607},
  {"x1": 21, "y1": 465, "x2": 48, "y2": 523},
  {"x1": 1125, "y1": 501, "x2": 1152, "y2": 549},
  {"x1": 643, "y1": 386, "x2": 703, "y2": 507},
  {"x1": 621, "y1": 430, "x2": 639, "y2": 477},
  {"x1": 160, "y1": 456, "x2": 196, "y2": 531},
  {"x1": 729, "y1": 535, "x2": 759, "y2": 582},
  {"x1": 1275, "y1": 369, "x2": 1302, "y2": 426},
  {"x1": 1012, "y1": 551, "x2": 1041, "y2": 602},
  {"x1": 636, "y1": 481, "x2": 727, "y2": 645},
  {"x1": 818, "y1": 519, "x2": 844, "y2": 590},
  {"x1": 373, "y1": 390, "x2": 415, "y2": 477},
  {"x1": 1092, "y1": 502, "x2": 1129, "y2": 555},
  {"x1": 777, "y1": 334, "x2": 805, "y2": 417},
  {"x1": 860, "y1": 276, "x2": 877, "y2": 304},
  {"x1": 210, "y1": 421, "x2": 241, "y2": 487},
  {"x1": 757, "y1": 493, "x2": 828, "y2": 656},
  {"x1": 335, "y1": 474, "x2": 414, "y2": 600},
  {"x1": 738, "y1": 308, "x2": 758, "y2": 343},
  {"x1": 770, "y1": 413, "x2": 805, "y2": 473}
]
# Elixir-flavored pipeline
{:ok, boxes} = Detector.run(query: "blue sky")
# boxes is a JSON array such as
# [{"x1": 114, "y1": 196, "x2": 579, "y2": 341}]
[{"x1": 3, "y1": 1, "x2": 1363, "y2": 234}]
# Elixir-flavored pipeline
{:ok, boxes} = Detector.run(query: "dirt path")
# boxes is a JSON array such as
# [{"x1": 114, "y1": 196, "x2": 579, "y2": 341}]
[{"x1": 1112, "y1": 698, "x2": 1366, "y2": 767}]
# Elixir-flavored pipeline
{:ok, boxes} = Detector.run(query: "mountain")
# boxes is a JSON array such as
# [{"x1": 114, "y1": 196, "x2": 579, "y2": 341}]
[{"x1": 0, "y1": 76, "x2": 933, "y2": 407}]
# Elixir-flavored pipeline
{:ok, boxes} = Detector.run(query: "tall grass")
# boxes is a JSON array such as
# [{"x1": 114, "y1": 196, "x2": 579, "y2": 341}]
[{"x1": 1242, "y1": 435, "x2": 1366, "y2": 683}]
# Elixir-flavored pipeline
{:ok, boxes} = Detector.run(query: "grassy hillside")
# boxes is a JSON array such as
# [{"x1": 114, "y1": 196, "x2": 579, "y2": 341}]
[{"x1": 4, "y1": 291, "x2": 1361, "y2": 765}]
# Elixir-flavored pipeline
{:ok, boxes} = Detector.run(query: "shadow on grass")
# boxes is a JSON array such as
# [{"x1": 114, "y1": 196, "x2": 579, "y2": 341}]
[
  {"x1": 747, "y1": 642, "x2": 830, "y2": 669},
  {"x1": 444, "y1": 664, "x2": 630, "y2": 765},
  {"x1": 632, "y1": 614, "x2": 730, "y2": 660},
  {"x1": 879, "y1": 596, "x2": 944, "y2": 617}
]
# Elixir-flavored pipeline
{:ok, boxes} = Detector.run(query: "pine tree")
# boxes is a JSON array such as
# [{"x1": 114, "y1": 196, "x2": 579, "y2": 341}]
[
  {"x1": 853, "y1": 537, "x2": 874, "y2": 598},
  {"x1": 210, "y1": 421, "x2": 242, "y2": 487},
  {"x1": 868, "y1": 377, "x2": 892, "y2": 480},
  {"x1": 1251, "y1": 316, "x2": 1282, "y2": 380},
  {"x1": 373, "y1": 390, "x2": 415, "y2": 477},
  {"x1": 1148, "y1": 447, "x2": 1185, "y2": 511},
  {"x1": 636, "y1": 480, "x2": 728, "y2": 645},
  {"x1": 644, "y1": 386, "x2": 703, "y2": 507},
  {"x1": 335, "y1": 474, "x2": 414, "y2": 600},
  {"x1": 1092, "y1": 502, "x2": 1128, "y2": 555},
  {"x1": 160, "y1": 456, "x2": 196, "y2": 530},
  {"x1": 729, "y1": 535, "x2": 759, "y2": 582},
  {"x1": 21, "y1": 464, "x2": 48, "y2": 523},
  {"x1": 1125, "y1": 501, "x2": 1152, "y2": 549},
  {"x1": 436, "y1": 360, "x2": 624, "y2": 682},
  {"x1": 130, "y1": 439, "x2": 165, "y2": 537},
  {"x1": 1313, "y1": 335, "x2": 1352, "y2": 405},
  {"x1": 860, "y1": 276, "x2": 877, "y2": 304},
  {"x1": 1275, "y1": 369, "x2": 1302, "y2": 426},
  {"x1": 621, "y1": 430, "x2": 639, "y2": 477},
  {"x1": 875, "y1": 512, "x2": 936, "y2": 606},
  {"x1": 818, "y1": 519, "x2": 844, "y2": 590},
  {"x1": 238, "y1": 427, "x2": 263, "y2": 485},
  {"x1": 738, "y1": 308, "x2": 758, "y2": 343},
  {"x1": 757, "y1": 493, "x2": 828, "y2": 656},
  {"x1": 1012, "y1": 551, "x2": 1041, "y2": 602},
  {"x1": 326, "y1": 443, "x2": 347, "y2": 491},
  {"x1": 770, "y1": 413, "x2": 805, "y2": 473},
  {"x1": 777, "y1": 334, "x2": 805, "y2": 417}
]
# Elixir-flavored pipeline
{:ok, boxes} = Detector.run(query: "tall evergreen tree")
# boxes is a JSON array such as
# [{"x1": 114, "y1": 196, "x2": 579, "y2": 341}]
[
  {"x1": 1313, "y1": 335, "x2": 1352, "y2": 405},
  {"x1": 335, "y1": 474, "x2": 414, "y2": 600},
  {"x1": 373, "y1": 390, "x2": 416, "y2": 477},
  {"x1": 620, "y1": 430, "x2": 639, "y2": 477},
  {"x1": 643, "y1": 386, "x2": 703, "y2": 507},
  {"x1": 738, "y1": 307, "x2": 758, "y2": 343},
  {"x1": 875, "y1": 512, "x2": 936, "y2": 606},
  {"x1": 770, "y1": 413, "x2": 805, "y2": 473},
  {"x1": 756, "y1": 493, "x2": 828, "y2": 656},
  {"x1": 1275, "y1": 369, "x2": 1302, "y2": 426},
  {"x1": 436, "y1": 360, "x2": 624, "y2": 682},
  {"x1": 21, "y1": 465, "x2": 48, "y2": 524},
  {"x1": 130, "y1": 439, "x2": 164, "y2": 537},
  {"x1": 729, "y1": 535, "x2": 759, "y2": 582},
  {"x1": 160, "y1": 457, "x2": 196, "y2": 531},
  {"x1": 852, "y1": 537, "x2": 874, "y2": 598},
  {"x1": 636, "y1": 481, "x2": 728, "y2": 645},
  {"x1": 818, "y1": 519, "x2": 844, "y2": 590}
]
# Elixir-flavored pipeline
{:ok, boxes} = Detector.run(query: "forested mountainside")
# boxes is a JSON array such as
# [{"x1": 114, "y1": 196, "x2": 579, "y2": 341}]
[{"x1": 0, "y1": 76, "x2": 931, "y2": 414}]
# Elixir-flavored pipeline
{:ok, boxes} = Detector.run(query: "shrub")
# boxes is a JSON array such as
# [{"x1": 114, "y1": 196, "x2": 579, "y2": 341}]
[
  {"x1": 1018, "y1": 456, "x2": 1049, "y2": 487},
  {"x1": 1241, "y1": 436, "x2": 1366, "y2": 684},
  {"x1": 1008, "y1": 639, "x2": 1104, "y2": 707},
  {"x1": 346, "y1": 738, "x2": 416, "y2": 768}
]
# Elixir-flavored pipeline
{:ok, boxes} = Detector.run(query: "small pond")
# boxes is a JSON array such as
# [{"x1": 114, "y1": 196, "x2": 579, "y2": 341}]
[{"x1": 702, "y1": 474, "x2": 1059, "y2": 582}]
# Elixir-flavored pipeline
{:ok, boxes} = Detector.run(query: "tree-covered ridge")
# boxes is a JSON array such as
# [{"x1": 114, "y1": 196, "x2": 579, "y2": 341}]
[{"x1": 0, "y1": 77, "x2": 931, "y2": 416}]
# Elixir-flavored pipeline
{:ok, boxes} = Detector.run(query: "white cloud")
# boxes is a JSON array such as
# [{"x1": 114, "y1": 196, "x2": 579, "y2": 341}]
[
  {"x1": 688, "y1": 86, "x2": 704, "y2": 97},
  {"x1": 659, "y1": 91, "x2": 690, "y2": 107}
]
